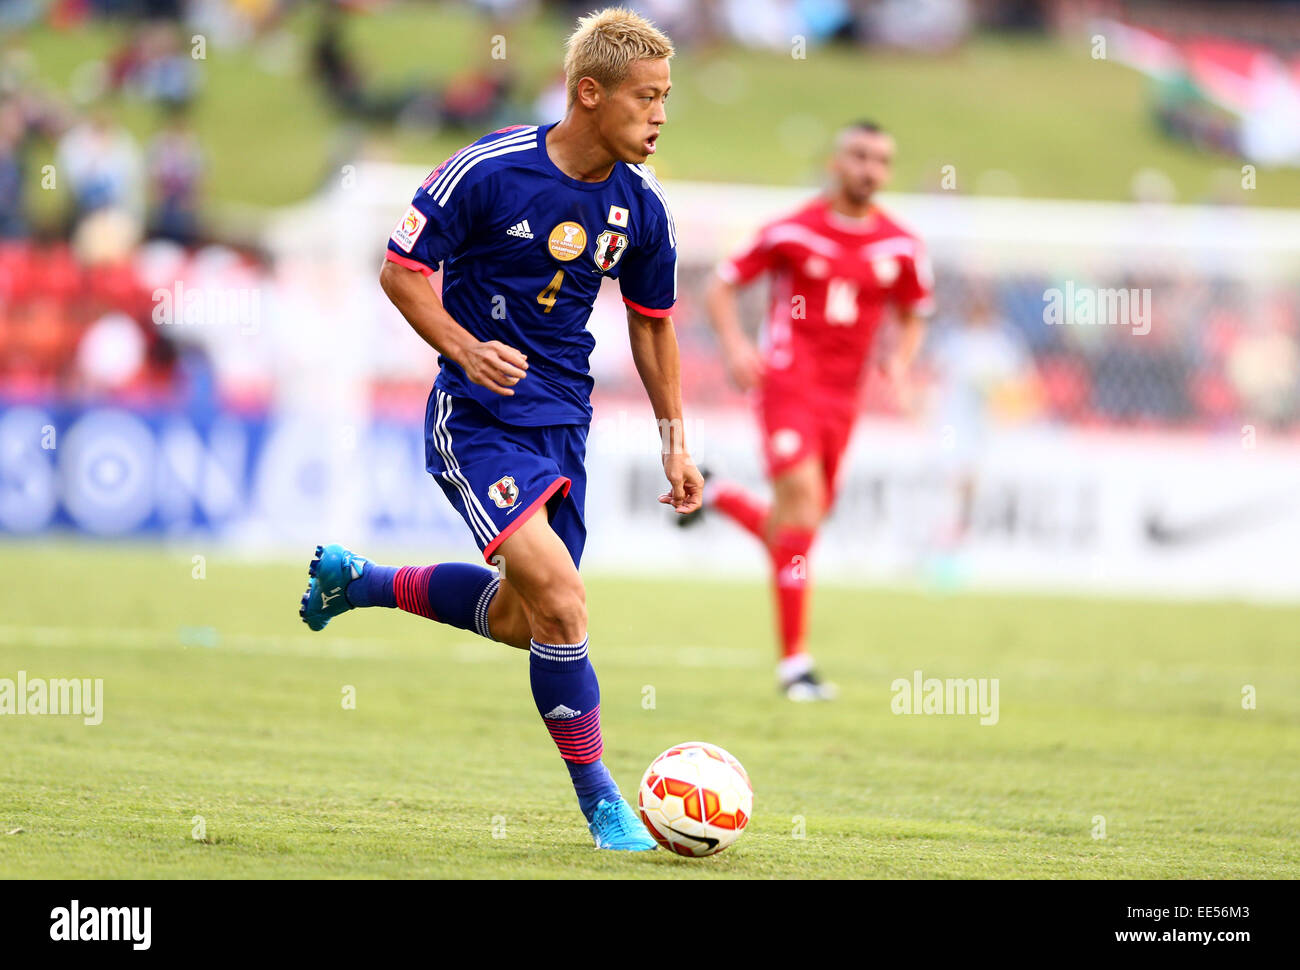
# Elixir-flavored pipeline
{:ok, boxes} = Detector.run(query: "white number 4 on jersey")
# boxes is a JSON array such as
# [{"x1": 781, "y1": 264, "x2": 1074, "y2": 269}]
[{"x1": 826, "y1": 278, "x2": 859, "y2": 325}]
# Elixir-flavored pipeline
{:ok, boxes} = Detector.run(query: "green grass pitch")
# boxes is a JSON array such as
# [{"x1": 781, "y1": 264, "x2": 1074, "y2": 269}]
[{"x1": 1, "y1": 543, "x2": 1297, "y2": 879}]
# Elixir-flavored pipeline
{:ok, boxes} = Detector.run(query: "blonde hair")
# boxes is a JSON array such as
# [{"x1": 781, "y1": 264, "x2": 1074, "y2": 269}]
[{"x1": 564, "y1": 7, "x2": 674, "y2": 107}]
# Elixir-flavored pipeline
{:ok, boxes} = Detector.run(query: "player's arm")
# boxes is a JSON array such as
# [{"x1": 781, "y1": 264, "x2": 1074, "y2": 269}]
[
  {"x1": 704, "y1": 272, "x2": 763, "y2": 392},
  {"x1": 626, "y1": 307, "x2": 703, "y2": 514},
  {"x1": 379, "y1": 261, "x2": 528, "y2": 397},
  {"x1": 879, "y1": 307, "x2": 926, "y2": 412},
  {"x1": 883, "y1": 241, "x2": 935, "y2": 410},
  {"x1": 383, "y1": 163, "x2": 529, "y2": 396},
  {"x1": 890, "y1": 308, "x2": 927, "y2": 375},
  {"x1": 705, "y1": 229, "x2": 779, "y2": 392}
]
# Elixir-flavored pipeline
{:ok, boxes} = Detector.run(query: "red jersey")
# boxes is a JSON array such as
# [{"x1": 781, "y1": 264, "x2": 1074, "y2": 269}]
[{"x1": 717, "y1": 197, "x2": 933, "y2": 394}]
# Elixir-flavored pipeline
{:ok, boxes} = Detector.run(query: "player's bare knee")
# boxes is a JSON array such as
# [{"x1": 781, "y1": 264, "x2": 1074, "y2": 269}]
[
  {"x1": 799, "y1": 485, "x2": 827, "y2": 527},
  {"x1": 525, "y1": 575, "x2": 586, "y2": 643},
  {"x1": 774, "y1": 488, "x2": 822, "y2": 533},
  {"x1": 532, "y1": 594, "x2": 587, "y2": 644},
  {"x1": 550, "y1": 584, "x2": 587, "y2": 634},
  {"x1": 798, "y1": 508, "x2": 822, "y2": 532}
]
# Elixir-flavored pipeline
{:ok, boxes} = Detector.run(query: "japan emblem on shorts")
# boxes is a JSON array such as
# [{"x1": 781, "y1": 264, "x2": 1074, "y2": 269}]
[
  {"x1": 593, "y1": 229, "x2": 629, "y2": 272},
  {"x1": 488, "y1": 475, "x2": 519, "y2": 509}
]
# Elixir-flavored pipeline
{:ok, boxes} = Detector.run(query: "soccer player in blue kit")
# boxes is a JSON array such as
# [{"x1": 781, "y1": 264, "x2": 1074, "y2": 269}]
[{"x1": 298, "y1": 8, "x2": 703, "y2": 851}]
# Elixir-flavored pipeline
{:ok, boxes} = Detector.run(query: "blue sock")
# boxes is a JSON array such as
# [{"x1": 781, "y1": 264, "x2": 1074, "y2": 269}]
[
  {"x1": 346, "y1": 562, "x2": 398, "y2": 607},
  {"x1": 529, "y1": 637, "x2": 620, "y2": 821},
  {"x1": 566, "y1": 760, "x2": 617, "y2": 820},
  {"x1": 349, "y1": 560, "x2": 499, "y2": 639}
]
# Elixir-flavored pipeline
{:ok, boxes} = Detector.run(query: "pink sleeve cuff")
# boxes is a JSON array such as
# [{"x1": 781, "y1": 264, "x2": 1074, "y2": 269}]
[
  {"x1": 623, "y1": 296, "x2": 674, "y2": 318},
  {"x1": 385, "y1": 250, "x2": 435, "y2": 277}
]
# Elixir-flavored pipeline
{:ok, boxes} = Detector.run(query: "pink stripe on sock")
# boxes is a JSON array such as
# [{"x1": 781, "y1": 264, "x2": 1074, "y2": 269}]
[
  {"x1": 394, "y1": 565, "x2": 438, "y2": 620},
  {"x1": 543, "y1": 705, "x2": 603, "y2": 763}
]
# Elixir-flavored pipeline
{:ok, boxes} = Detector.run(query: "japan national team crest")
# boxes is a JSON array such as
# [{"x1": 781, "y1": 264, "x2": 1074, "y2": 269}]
[
  {"x1": 488, "y1": 475, "x2": 519, "y2": 509},
  {"x1": 593, "y1": 229, "x2": 629, "y2": 272}
]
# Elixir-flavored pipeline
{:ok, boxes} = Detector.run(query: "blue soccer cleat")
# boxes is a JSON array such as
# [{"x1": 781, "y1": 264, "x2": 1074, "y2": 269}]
[
  {"x1": 299, "y1": 543, "x2": 368, "y2": 631},
  {"x1": 588, "y1": 797, "x2": 658, "y2": 852}
]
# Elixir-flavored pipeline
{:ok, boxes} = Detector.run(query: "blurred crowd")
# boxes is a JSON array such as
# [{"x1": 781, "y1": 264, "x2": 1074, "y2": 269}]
[
  {"x1": 0, "y1": 238, "x2": 273, "y2": 412},
  {"x1": 656, "y1": 263, "x2": 1300, "y2": 434},
  {"x1": 1, "y1": 17, "x2": 203, "y2": 242},
  {"x1": 2, "y1": 0, "x2": 1298, "y2": 438},
  {"x1": 2, "y1": 4, "x2": 222, "y2": 404},
  {"x1": 928, "y1": 270, "x2": 1299, "y2": 432}
]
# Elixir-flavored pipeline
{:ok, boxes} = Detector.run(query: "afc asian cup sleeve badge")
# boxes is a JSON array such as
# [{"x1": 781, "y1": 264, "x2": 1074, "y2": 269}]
[
  {"x1": 594, "y1": 229, "x2": 629, "y2": 273},
  {"x1": 391, "y1": 205, "x2": 427, "y2": 253},
  {"x1": 488, "y1": 475, "x2": 520, "y2": 509}
]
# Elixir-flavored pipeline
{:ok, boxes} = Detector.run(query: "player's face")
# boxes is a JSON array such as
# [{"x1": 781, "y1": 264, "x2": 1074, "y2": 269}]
[
  {"x1": 599, "y1": 58, "x2": 670, "y2": 163},
  {"x1": 831, "y1": 129, "x2": 894, "y2": 205}
]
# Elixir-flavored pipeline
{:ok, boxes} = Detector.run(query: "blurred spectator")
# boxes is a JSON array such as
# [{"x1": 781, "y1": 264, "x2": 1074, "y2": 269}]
[
  {"x1": 532, "y1": 70, "x2": 568, "y2": 124},
  {"x1": 75, "y1": 309, "x2": 147, "y2": 393},
  {"x1": 1, "y1": 44, "x2": 71, "y2": 238},
  {"x1": 55, "y1": 106, "x2": 144, "y2": 230},
  {"x1": 311, "y1": 5, "x2": 515, "y2": 131},
  {"x1": 863, "y1": 0, "x2": 971, "y2": 51},
  {"x1": 140, "y1": 0, "x2": 185, "y2": 19},
  {"x1": 110, "y1": 19, "x2": 200, "y2": 108},
  {"x1": 631, "y1": 0, "x2": 716, "y2": 48},
  {"x1": 1228, "y1": 305, "x2": 1300, "y2": 426},
  {"x1": 0, "y1": 99, "x2": 27, "y2": 238},
  {"x1": 312, "y1": 2, "x2": 368, "y2": 116},
  {"x1": 146, "y1": 104, "x2": 204, "y2": 245},
  {"x1": 470, "y1": 0, "x2": 539, "y2": 24},
  {"x1": 74, "y1": 207, "x2": 143, "y2": 264},
  {"x1": 188, "y1": 0, "x2": 286, "y2": 46},
  {"x1": 720, "y1": 0, "x2": 802, "y2": 50},
  {"x1": 931, "y1": 283, "x2": 1040, "y2": 433},
  {"x1": 0, "y1": 0, "x2": 42, "y2": 30},
  {"x1": 928, "y1": 283, "x2": 1040, "y2": 541},
  {"x1": 430, "y1": 59, "x2": 515, "y2": 130}
]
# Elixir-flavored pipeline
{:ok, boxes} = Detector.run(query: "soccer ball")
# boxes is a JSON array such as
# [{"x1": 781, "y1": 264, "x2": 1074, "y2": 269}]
[{"x1": 637, "y1": 741, "x2": 752, "y2": 857}]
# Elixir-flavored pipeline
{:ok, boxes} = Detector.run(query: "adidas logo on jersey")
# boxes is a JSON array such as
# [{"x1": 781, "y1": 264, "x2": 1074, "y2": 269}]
[{"x1": 506, "y1": 220, "x2": 534, "y2": 239}]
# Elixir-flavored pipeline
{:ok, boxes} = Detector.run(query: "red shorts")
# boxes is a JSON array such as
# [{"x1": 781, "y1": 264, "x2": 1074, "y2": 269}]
[{"x1": 756, "y1": 377, "x2": 858, "y2": 496}]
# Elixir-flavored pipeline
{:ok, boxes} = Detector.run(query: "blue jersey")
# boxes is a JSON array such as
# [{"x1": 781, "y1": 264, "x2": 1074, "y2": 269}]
[{"x1": 386, "y1": 122, "x2": 678, "y2": 427}]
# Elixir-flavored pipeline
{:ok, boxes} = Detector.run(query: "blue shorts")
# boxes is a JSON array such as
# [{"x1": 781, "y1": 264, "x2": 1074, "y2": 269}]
[{"x1": 424, "y1": 386, "x2": 588, "y2": 567}]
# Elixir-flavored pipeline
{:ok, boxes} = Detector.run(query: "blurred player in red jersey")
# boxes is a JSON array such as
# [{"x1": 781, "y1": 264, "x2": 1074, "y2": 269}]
[{"x1": 685, "y1": 120, "x2": 932, "y2": 700}]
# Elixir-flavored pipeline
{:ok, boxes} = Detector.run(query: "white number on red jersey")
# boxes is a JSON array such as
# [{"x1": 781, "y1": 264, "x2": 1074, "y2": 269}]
[{"x1": 825, "y1": 277, "x2": 859, "y2": 325}]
